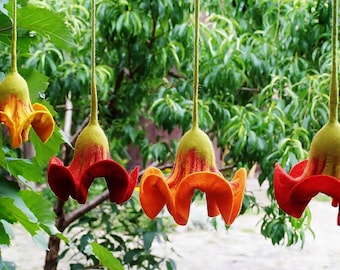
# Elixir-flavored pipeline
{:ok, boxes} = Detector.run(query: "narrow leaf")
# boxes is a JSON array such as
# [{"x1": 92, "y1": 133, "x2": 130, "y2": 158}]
[
  {"x1": 0, "y1": 220, "x2": 10, "y2": 245},
  {"x1": 91, "y1": 242, "x2": 124, "y2": 270}
]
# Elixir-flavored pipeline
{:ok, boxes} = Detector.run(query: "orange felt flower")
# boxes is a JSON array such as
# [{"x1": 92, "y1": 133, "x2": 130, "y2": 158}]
[
  {"x1": 0, "y1": 71, "x2": 55, "y2": 148},
  {"x1": 48, "y1": 123, "x2": 139, "y2": 204},
  {"x1": 139, "y1": 127, "x2": 247, "y2": 225}
]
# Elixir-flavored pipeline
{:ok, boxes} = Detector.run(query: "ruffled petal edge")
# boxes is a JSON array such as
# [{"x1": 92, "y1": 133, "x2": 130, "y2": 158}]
[
  {"x1": 47, "y1": 157, "x2": 75, "y2": 202},
  {"x1": 139, "y1": 167, "x2": 172, "y2": 220},
  {"x1": 274, "y1": 160, "x2": 340, "y2": 224},
  {"x1": 174, "y1": 168, "x2": 247, "y2": 226},
  {"x1": 31, "y1": 103, "x2": 55, "y2": 143},
  {"x1": 74, "y1": 160, "x2": 138, "y2": 204}
]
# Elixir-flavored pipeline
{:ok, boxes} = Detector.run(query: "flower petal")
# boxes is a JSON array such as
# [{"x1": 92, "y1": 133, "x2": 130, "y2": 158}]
[
  {"x1": 0, "y1": 111, "x2": 22, "y2": 148},
  {"x1": 274, "y1": 160, "x2": 340, "y2": 220},
  {"x1": 175, "y1": 172, "x2": 235, "y2": 225},
  {"x1": 47, "y1": 157, "x2": 75, "y2": 201},
  {"x1": 274, "y1": 162, "x2": 302, "y2": 217},
  {"x1": 139, "y1": 167, "x2": 172, "y2": 219},
  {"x1": 290, "y1": 159, "x2": 308, "y2": 178},
  {"x1": 77, "y1": 160, "x2": 138, "y2": 204},
  {"x1": 290, "y1": 175, "x2": 340, "y2": 218},
  {"x1": 0, "y1": 95, "x2": 32, "y2": 148},
  {"x1": 119, "y1": 166, "x2": 140, "y2": 203},
  {"x1": 31, "y1": 103, "x2": 55, "y2": 143},
  {"x1": 228, "y1": 168, "x2": 247, "y2": 225}
]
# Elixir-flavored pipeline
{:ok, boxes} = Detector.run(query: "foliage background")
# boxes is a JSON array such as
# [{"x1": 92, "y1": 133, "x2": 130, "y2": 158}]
[{"x1": 0, "y1": 0, "x2": 335, "y2": 268}]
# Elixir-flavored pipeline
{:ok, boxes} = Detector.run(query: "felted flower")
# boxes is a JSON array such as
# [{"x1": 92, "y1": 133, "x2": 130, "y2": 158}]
[
  {"x1": 47, "y1": 0, "x2": 139, "y2": 205},
  {"x1": 48, "y1": 123, "x2": 139, "y2": 204},
  {"x1": 140, "y1": 0, "x2": 246, "y2": 226},
  {"x1": 274, "y1": 0, "x2": 340, "y2": 225},
  {"x1": 0, "y1": 71, "x2": 55, "y2": 148},
  {"x1": 139, "y1": 126, "x2": 247, "y2": 225},
  {"x1": 274, "y1": 122, "x2": 340, "y2": 225}
]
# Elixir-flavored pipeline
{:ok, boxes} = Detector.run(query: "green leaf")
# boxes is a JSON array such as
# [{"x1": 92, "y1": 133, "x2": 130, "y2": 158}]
[
  {"x1": 0, "y1": 197, "x2": 39, "y2": 235},
  {"x1": 143, "y1": 232, "x2": 155, "y2": 251},
  {"x1": 0, "y1": 258, "x2": 16, "y2": 270},
  {"x1": 19, "y1": 190, "x2": 58, "y2": 235},
  {"x1": 32, "y1": 230, "x2": 49, "y2": 250},
  {"x1": 0, "y1": 180, "x2": 37, "y2": 223},
  {"x1": 30, "y1": 125, "x2": 67, "y2": 167},
  {"x1": 0, "y1": 131, "x2": 7, "y2": 169},
  {"x1": 0, "y1": 179, "x2": 52, "y2": 249},
  {"x1": 6, "y1": 158, "x2": 43, "y2": 183},
  {"x1": 0, "y1": 220, "x2": 11, "y2": 245},
  {"x1": 0, "y1": 14, "x2": 11, "y2": 36},
  {"x1": 17, "y1": 5, "x2": 76, "y2": 49},
  {"x1": 21, "y1": 68, "x2": 49, "y2": 102},
  {"x1": 90, "y1": 242, "x2": 124, "y2": 270}
]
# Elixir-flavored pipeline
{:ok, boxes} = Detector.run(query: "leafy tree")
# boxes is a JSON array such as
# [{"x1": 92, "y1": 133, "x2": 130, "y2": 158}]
[{"x1": 0, "y1": 0, "x2": 335, "y2": 268}]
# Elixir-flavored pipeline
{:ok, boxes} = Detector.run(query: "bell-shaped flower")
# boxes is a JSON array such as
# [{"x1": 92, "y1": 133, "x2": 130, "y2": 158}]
[
  {"x1": 274, "y1": 0, "x2": 340, "y2": 225},
  {"x1": 0, "y1": 71, "x2": 55, "y2": 148},
  {"x1": 48, "y1": 123, "x2": 139, "y2": 204},
  {"x1": 274, "y1": 122, "x2": 340, "y2": 224},
  {"x1": 139, "y1": 126, "x2": 247, "y2": 225}
]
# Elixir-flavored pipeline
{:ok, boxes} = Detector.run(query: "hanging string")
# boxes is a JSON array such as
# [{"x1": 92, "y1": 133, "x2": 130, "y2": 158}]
[
  {"x1": 11, "y1": 0, "x2": 17, "y2": 72},
  {"x1": 329, "y1": 0, "x2": 338, "y2": 124},
  {"x1": 192, "y1": 0, "x2": 200, "y2": 129},
  {"x1": 90, "y1": 0, "x2": 98, "y2": 125}
]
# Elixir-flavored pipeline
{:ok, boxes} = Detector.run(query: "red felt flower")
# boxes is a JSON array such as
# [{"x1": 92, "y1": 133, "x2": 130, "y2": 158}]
[
  {"x1": 274, "y1": 0, "x2": 340, "y2": 225},
  {"x1": 0, "y1": 71, "x2": 55, "y2": 148},
  {"x1": 139, "y1": 127, "x2": 247, "y2": 225},
  {"x1": 274, "y1": 123, "x2": 340, "y2": 225},
  {"x1": 48, "y1": 123, "x2": 139, "y2": 204}
]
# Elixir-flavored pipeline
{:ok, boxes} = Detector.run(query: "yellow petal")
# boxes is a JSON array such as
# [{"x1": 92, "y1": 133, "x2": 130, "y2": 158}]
[{"x1": 31, "y1": 103, "x2": 55, "y2": 143}]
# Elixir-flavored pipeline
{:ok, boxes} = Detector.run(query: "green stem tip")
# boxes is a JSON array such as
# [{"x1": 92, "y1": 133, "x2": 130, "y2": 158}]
[
  {"x1": 11, "y1": 0, "x2": 17, "y2": 72},
  {"x1": 90, "y1": 0, "x2": 98, "y2": 125},
  {"x1": 329, "y1": 0, "x2": 338, "y2": 124},
  {"x1": 192, "y1": 0, "x2": 199, "y2": 129}
]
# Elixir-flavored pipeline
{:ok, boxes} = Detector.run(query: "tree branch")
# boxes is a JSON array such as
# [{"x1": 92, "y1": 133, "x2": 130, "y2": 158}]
[
  {"x1": 239, "y1": 87, "x2": 260, "y2": 92},
  {"x1": 62, "y1": 190, "x2": 109, "y2": 230}
]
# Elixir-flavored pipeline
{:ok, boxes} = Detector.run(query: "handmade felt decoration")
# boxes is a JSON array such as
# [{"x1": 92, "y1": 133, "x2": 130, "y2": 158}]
[
  {"x1": 47, "y1": 0, "x2": 139, "y2": 204},
  {"x1": 0, "y1": 0, "x2": 54, "y2": 148},
  {"x1": 48, "y1": 123, "x2": 139, "y2": 204},
  {"x1": 139, "y1": 0, "x2": 247, "y2": 226},
  {"x1": 140, "y1": 127, "x2": 246, "y2": 225},
  {"x1": 274, "y1": 0, "x2": 340, "y2": 225}
]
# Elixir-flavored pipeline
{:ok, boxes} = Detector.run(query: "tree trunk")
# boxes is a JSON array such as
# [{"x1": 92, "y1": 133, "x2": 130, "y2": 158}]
[
  {"x1": 44, "y1": 236, "x2": 61, "y2": 270},
  {"x1": 44, "y1": 199, "x2": 65, "y2": 270}
]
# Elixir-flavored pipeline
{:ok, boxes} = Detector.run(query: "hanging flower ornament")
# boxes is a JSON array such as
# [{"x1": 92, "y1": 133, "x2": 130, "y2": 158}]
[
  {"x1": 0, "y1": 0, "x2": 55, "y2": 148},
  {"x1": 139, "y1": 0, "x2": 247, "y2": 226},
  {"x1": 274, "y1": 0, "x2": 340, "y2": 225},
  {"x1": 47, "y1": 0, "x2": 139, "y2": 204}
]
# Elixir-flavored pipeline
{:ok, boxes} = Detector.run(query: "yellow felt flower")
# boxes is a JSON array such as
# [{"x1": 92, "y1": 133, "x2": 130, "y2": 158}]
[{"x1": 0, "y1": 71, "x2": 55, "y2": 148}]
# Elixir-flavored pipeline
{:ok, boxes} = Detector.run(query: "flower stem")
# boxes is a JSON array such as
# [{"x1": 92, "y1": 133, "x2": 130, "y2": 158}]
[
  {"x1": 90, "y1": 0, "x2": 98, "y2": 125},
  {"x1": 11, "y1": 0, "x2": 17, "y2": 72},
  {"x1": 192, "y1": 0, "x2": 199, "y2": 129},
  {"x1": 329, "y1": 0, "x2": 338, "y2": 124}
]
